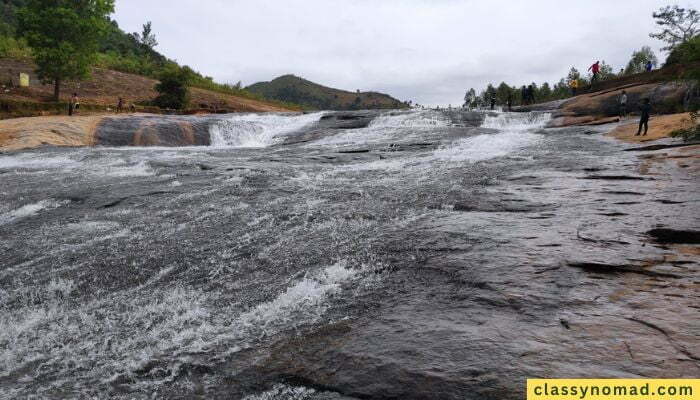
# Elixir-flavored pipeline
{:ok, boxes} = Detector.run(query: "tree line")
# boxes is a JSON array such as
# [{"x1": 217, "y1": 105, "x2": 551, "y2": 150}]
[{"x1": 464, "y1": 5, "x2": 698, "y2": 109}]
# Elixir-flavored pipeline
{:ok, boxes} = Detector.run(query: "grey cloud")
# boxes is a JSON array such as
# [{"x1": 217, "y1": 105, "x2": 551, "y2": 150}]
[{"x1": 113, "y1": 0, "x2": 671, "y2": 106}]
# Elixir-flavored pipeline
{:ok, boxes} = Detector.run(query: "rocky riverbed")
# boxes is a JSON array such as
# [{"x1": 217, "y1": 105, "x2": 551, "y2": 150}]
[{"x1": 0, "y1": 110, "x2": 698, "y2": 399}]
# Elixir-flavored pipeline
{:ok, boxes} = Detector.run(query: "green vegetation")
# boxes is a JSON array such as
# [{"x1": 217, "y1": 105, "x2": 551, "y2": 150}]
[
  {"x1": 246, "y1": 74, "x2": 407, "y2": 110},
  {"x1": 465, "y1": 59, "x2": 622, "y2": 108},
  {"x1": 468, "y1": 5, "x2": 699, "y2": 109},
  {"x1": 0, "y1": 0, "x2": 300, "y2": 109},
  {"x1": 650, "y1": 5, "x2": 699, "y2": 51},
  {"x1": 624, "y1": 46, "x2": 658, "y2": 75},
  {"x1": 670, "y1": 111, "x2": 700, "y2": 141},
  {"x1": 667, "y1": 35, "x2": 700, "y2": 81},
  {"x1": 153, "y1": 66, "x2": 191, "y2": 109},
  {"x1": 17, "y1": 0, "x2": 115, "y2": 101}
]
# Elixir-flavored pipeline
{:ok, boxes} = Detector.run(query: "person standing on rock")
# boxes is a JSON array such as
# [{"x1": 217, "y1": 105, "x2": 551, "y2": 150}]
[
  {"x1": 636, "y1": 98, "x2": 651, "y2": 136},
  {"x1": 569, "y1": 79, "x2": 579, "y2": 96},
  {"x1": 507, "y1": 93, "x2": 513, "y2": 111},
  {"x1": 588, "y1": 61, "x2": 600, "y2": 86},
  {"x1": 490, "y1": 95, "x2": 496, "y2": 110},
  {"x1": 117, "y1": 97, "x2": 124, "y2": 113},
  {"x1": 645, "y1": 60, "x2": 653, "y2": 72},
  {"x1": 619, "y1": 90, "x2": 628, "y2": 119},
  {"x1": 520, "y1": 86, "x2": 528, "y2": 105},
  {"x1": 69, "y1": 93, "x2": 79, "y2": 116}
]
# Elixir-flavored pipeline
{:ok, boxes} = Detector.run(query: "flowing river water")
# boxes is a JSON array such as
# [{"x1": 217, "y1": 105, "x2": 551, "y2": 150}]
[{"x1": 0, "y1": 109, "x2": 698, "y2": 399}]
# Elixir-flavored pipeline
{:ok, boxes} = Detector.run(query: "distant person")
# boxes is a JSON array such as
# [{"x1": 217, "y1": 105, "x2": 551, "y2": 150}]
[
  {"x1": 527, "y1": 85, "x2": 535, "y2": 104},
  {"x1": 520, "y1": 86, "x2": 528, "y2": 105},
  {"x1": 130, "y1": 103, "x2": 136, "y2": 113},
  {"x1": 619, "y1": 90, "x2": 628, "y2": 119},
  {"x1": 507, "y1": 93, "x2": 513, "y2": 111},
  {"x1": 490, "y1": 95, "x2": 496, "y2": 110},
  {"x1": 636, "y1": 98, "x2": 651, "y2": 136},
  {"x1": 645, "y1": 60, "x2": 653, "y2": 72},
  {"x1": 588, "y1": 61, "x2": 600, "y2": 86},
  {"x1": 619, "y1": 68, "x2": 625, "y2": 76},
  {"x1": 117, "y1": 97, "x2": 124, "y2": 113},
  {"x1": 69, "y1": 93, "x2": 79, "y2": 116},
  {"x1": 569, "y1": 79, "x2": 579, "y2": 96}
]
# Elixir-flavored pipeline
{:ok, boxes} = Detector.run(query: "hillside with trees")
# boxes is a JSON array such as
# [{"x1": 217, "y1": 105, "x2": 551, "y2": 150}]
[
  {"x1": 0, "y1": 0, "x2": 298, "y2": 114},
  {"x1": 464, "y1": 5, "x2": 699, "y2": 111},
  {"x1": 246, "y1": 74, "x2": 408, "y2": 111}
]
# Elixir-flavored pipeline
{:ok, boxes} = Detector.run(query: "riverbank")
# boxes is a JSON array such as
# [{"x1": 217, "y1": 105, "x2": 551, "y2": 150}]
[
  {"x1": 606, "y1": 112, "x2": 692, "y2": 142},
  {"x1": 0, "y1": 114, "x2": 137, "y2": 151},
  {"x1": 0, "y1": 58, "x2": 296, "y2": 120}
]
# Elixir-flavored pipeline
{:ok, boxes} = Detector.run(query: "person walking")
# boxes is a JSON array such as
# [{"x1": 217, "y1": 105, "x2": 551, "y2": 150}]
[
  {"x1": 619, "y1": 90, "x2": 628, "y2": 119},
  {"x1": 636, "y1": 98, "x2": 651, "y2": 136},
  {"x1": 588, "y1": 61, "x2": 600, "y2": 86},
  {"x1": 645, "y1": 60, "x2": 653, "y2": 72},
  {"x1": 569, "y1": 78, "x2": 579, "y2": 96},
  {"x1": 68, "y1": 93, "x2": 79, "y2": 116}
]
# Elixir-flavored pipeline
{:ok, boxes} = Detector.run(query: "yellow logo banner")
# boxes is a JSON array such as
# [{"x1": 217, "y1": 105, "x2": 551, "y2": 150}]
[{"x1": 527, "y1": 379, "x2": 699, "y2": 400}]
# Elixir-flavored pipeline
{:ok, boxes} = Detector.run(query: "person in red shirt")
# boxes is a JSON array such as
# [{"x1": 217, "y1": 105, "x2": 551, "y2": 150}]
[{"x1": 588, "y1": 61, "x2": 601, "y2": 86}]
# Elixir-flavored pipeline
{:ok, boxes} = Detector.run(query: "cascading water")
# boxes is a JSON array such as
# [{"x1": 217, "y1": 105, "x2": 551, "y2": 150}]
[
  {"x1": 209, "y1": 112, "x2": 326, "y2": 148},
  {"x1": 481, "y1": 111, "x2": 551, "y2": 131},
  {"x1": 312, "y1": 110, "x2": 449, "y2": 147},
  {"x1": 433, "y1": 111, "x2": 551, "y2": 162}
]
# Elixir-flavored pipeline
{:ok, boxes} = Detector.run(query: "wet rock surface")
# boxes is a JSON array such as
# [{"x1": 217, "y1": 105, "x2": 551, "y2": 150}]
[
  {"x1": 96, "y1": 114, "x2": 225, "y2": 147},
  {"x1": 0, "y1": 110, "x2": 698, "y2": 399}
]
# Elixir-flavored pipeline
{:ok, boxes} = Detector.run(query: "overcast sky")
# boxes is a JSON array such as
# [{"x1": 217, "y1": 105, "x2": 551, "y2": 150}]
[{"x1": 113, "y1": 0, "x2": 682, "y2": 106}]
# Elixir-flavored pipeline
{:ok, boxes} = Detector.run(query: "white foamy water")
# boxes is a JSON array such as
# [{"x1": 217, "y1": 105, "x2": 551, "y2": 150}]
[
  {"x1": 312, "y1": 110, "x2": 448, "y2": 147},
  {"x1": 209, "y1": 112, "x2": 326, "y2": 148},
  {"x1": 0, "y1": 154, "x2": 79, "y2": 170},
  {"x1": 0, "y1": 199, "x2": 68, "y2": 226},
  {"x1": 434, "y1": 112, "x2": 550, "y2": 163},
  {"x1": 481, "y1": 112, "x2": 551, "y2": 130},
  {"x1": 211, "y1": 261, "x2": 359, "y2": 351},
  {"x1": 243, "y1": 384, "x2": 317, "y2": 400}
]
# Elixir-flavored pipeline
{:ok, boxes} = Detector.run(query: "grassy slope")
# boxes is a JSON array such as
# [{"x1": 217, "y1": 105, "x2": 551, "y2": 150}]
[
  {"x1": 0, "y1": 58, "x2": 293, "y2": 117},
  {"x1": 247, "y1": 74, "x2": 407, "y2": 110}
]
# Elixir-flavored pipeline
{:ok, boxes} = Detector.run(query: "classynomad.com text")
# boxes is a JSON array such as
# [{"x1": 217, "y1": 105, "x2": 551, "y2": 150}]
[{"x1": 527, "y1": 379, "x2": 699, "y2": 400}]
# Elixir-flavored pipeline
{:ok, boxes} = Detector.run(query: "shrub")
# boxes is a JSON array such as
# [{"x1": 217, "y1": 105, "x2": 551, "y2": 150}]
[
  {"x1": 153, "y1": 66, "x2": 192, "y2": 109},
  {"x1": 0, "y1": 34, "x2": 31, "y2": 59},
  {"x1": 669, "y1": 111, "x2": 700, "y2": 141}
]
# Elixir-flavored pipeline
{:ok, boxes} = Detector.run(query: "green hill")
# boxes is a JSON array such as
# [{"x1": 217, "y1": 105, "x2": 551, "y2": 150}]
[
  {"x1": 246, "y1": 74, "x2": 408, "y2": 110},
  {"x1": 0, "y1": 1, "x2": 299, "y2": 110}
]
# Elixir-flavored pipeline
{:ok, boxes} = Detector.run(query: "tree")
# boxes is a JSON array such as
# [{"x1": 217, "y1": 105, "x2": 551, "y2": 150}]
[
  {"x1": 566, "y1": 67, "x2": 581, "y2": 86},
  {"x1": 495, "y1": 82, "x2": 511, "y2": 104},
  {"x1": 624, "y1": 46, "x2": 659, "y2": 75},
  {"x1": 539, "y1": 82, "x2": 552, "y2": 101},
  {"x1": 650, "y1": 5, "x2": 699, "y2": 51},
  {"x1": 482, "y1": 83, "x2": 496, "y2": 103},
  {"x1": 669, "y1": 35, "x2": 700, "y2": 82},
  {"x1": 154, "y1": 66, "x2": 192, "y2": 109},
  {"x1": 17, "y1": 0, "x2": 114, "y2": 101},
  {"x1": 464, "y1": 88, "x2": 476, "y2": 104},
  {"x1": 138, "y1": 21, "x2": 157, "y2": 49},
  {"x1": 598, "y1": 60, "x2": 615, "y2": 80}
]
